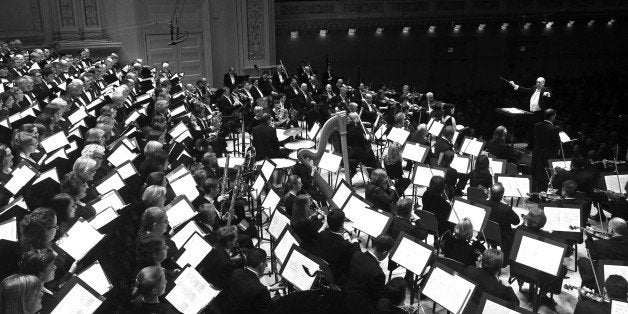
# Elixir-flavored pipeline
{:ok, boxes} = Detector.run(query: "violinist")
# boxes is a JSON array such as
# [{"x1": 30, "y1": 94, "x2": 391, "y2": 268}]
[
  {"x1": 260, "y1": 71, "x2": 278, "y2": 95},
  {"x1": 346, "y1": 112, "x2": 379, "y2": 174},
  {"x1": 321, "y1": 63, "x2": 336, "y2": 86},
  {"x1": 365, "y1": 169, "x2": 399, "y2": 214},
  {"x1": 574, "y1": 275, "x2": 628, "y2": 314},
  {"x1": 273, "y1": 64, "x2": 289, "y2": 88},
  {"x1": 249, "y1": 79, "x2": 265, "y2": 101},
  {"x1": 577, "y1": 218, "x2": 628, "y2": 290},
  {"x1": 607, "y1": 181, "x2": 628, "y2": 220}
]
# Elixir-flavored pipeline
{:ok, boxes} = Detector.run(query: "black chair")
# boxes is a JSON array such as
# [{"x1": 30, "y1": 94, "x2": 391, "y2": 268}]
[
  {"x1": 482, "y1": 220, "x2": 502, "y2": 249},
  {"x1": 466, "y1": 186, "x2": 488, "y2": 204},
  {"x1": 415, "y1": 210, "x2": 439, "y2": 251}
]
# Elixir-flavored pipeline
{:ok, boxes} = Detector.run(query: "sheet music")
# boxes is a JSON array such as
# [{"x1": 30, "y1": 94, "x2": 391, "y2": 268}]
[
  {"x1": 33, "y1": 168, "x2": 59, "y2": 185},
  {"x1": 402, "y1": 142, "x2": 428, "y2": 163},
  {"x1": 92, "y1": 191, "x2": 125, "y2": 214},
  {"x1": 172, "y1": 221, "x2": 206, "y2": 249},
  {"x1": 542, "y1": 207, "x2": 580, "y2": 233},
  {"x1": 41, "y1": 131, "x2": 70, "y2": 153},
  {"x1": 89, "y1": 206, "x2": 118, "y2": 230},
  {"x1": 501, "y1": 107, "x2": 527, "y2": 115},
  {"x1": 374, "y1": 126, "x2": 386, "y2": 140},
  {"x1": 124, "y1": 110, "x2": 140, "y2": 126},
  {"x1": 262, "y1": 190, "x2": 281, "y2": 216},
  {"x1": 173, "y1": 129, "x2": 192, "y2": 143},
  {"x1": 170, "y1": 173, "x2": 200, "y2": 203},
  {"x1": 251, "y1": 175, "x2": 265, "y2": 200},
  {"x1": 269, "y1": 210, "x2": 291, "y2": 239},
  {"x1": 422, "y1": 267, "x2": 474, "y2": 314},
  {"x1": 332, "y1": 182, "x2": 352, "y2": 209},
  {"x1": 166, "y1": 165, "x2": 189, "y2": 182},
  {"x1": 44, "y1": 148, "x2": 68, "y2": 165},
  {"x1": 276, "y1": 129, "x2": 290, "y2": 142},
  {"x1": 95, "y1": 172, "x2": 125, "y2": 195},
  {"x1": 603, "y1": 265, "x2": 628, "y2": 282},
  {"x1": 611, "y1": 299, "x2": 628, "y2": 314},
  {"x1": 461, "y1": 138, "x2": 484, "y2": 157},
  {"x1": 260, "y1": 160, "x2": 276, "y2": 181},
  {"x1": 166, "y1": 267, "x2": 218, "y2": 314},
  {"x1": 428, "y1": 120, "x2": 445, "y2": 137},
  {"x1": 496, "y1": 176, "x2": 530, "y2": 197},
  {"x1": 391, "y1": 236, "x2": 432, "y2": 275},
  {"x1": 66, "y1": 141, "x2": 79, "y2": 154},
  {"x1": 50, "y1": 282, "x2": 103, "y2": 314},
  {"x1": 108, "y1": 144, "x2": 137, "y2": 167},
  {"x1": 308, "y1": 123, "x2": 320, "y2": 140},
  {"x1": 281, "y1": 247, "x2": 320, "y2": 291},
  {"x1": 4, "y1": 164, "x2": 37, "y2": 195},
  {"x1": 604, "y1": 174, "x2": 628, "y2": 194},
  {"x1": 176, "y1": 233, "x2": 213, "y2": 268},
  {"x1": 388, "y1": 127, "x2": 410, "y2": 144},
  {"x1": 318, "y1": 152, "x2": 343, "y2": 173},
  {"x1": 488, "y1": 158, "x2": 505, "y2": 174},
  {"x1": 122, "y1": 137, "x2": 137, "y2": 150},
  {"x1": 67, "y1": 108, "x2": 88, "y2": 125},
  {"x1": 170, "y1": 105, "x2": 186, "y2": 117},
  {"x1": 343, "y1": 195, "x2": 390, "y2": 236},
  {"x1": 116, "y1": 162, "x2": 137, "y2": 179},
  {"x1": 56, "y1": 220, "x2": 105, "y2": 260},
  {"x1": 0, "y1": 217, "x2": 17, "y2": 242},
  {"x1": 550, "y1": 160, "x2": 571, "y2": 170},
  {"x1": 77, "y1": 262, "x2": 112, "y2": 296},
  {"x1": 481, "y1": 298, "x2": 521, "y2": 314},
  {"x1": 413, "y1": 165, "x2": 445, "y2": 187},
  {"x1": 559, "y1": 131, "x2": 571, "y2": 143},
  {"x1": 448, "y1": 200, "x2": 488, "y2": 232},
  {"x1": 515, "y1": 235, "x2": 564, "y2": 275},
  {"x1": 170, "y1": 122, "x2": 188, "y2": 138},
  {"x1": 166, "y1": 197, "x2": 197, "y2": 229},
  {"x1": 450, "y1": 154, "x2": 471, "y2": 174},
  {"x1": 275, "y1": 231, "x2": 299, "y2": 263}
]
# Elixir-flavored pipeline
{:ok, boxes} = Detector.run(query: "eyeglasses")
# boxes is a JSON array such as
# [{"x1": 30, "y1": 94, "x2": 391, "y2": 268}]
[{"x1": 48, "y1": 225, "x2": 59, "y2": 231}]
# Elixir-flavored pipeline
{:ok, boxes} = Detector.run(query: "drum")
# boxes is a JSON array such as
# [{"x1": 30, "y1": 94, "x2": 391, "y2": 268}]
[
  {"x1": 284, "y1": 139, "x2": 315, "y2": 151},
  {"x1": 270, "y1": 158, "x2": 296, "y2": 169},
  {"x1": 217, "y1": 157, "x2": 245, "y2": 168},
  {"x1": 288, "y1": 149, "x2": 316, "y2": 160}
]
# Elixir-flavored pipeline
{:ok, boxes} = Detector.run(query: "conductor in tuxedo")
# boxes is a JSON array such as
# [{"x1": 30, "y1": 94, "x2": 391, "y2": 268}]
[
  {"x1": 509, "y1": 77, "x2": 552, "y2": 149},
  {"x1": 531, "y1": 109, "x2": 561, "y2": 192},
  {"x1": 345, "y1": 235, "x2": 395, "y2": 309}
]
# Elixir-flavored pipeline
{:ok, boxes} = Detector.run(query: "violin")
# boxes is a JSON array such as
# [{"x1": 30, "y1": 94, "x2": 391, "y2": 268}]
[
  {"x1": 564, "y1": 284, "x2": 607, "y2": 303},
  {"x1": 570, "y1": 225, "x2": 612, "y2": 240}
]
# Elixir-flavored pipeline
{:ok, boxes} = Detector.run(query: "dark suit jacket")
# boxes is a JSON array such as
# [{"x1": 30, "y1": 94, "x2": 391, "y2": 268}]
[
  {"x1": 465, "y1": 266, "x2": 520, "y2": 306},
  {"x1": 421, "y1": 189, "x2": 452, "y2": 233},
  {"x1": 387, "y1": 216, "x2": 428, "y2": 242},
  {"x1": 217, "y1": 95, "x2": 236, "y2": 116},
  {"x1": 441, "y1": 232, "x2": 485, "y2": 267},
  {"x1": 532, "y1": 120, "x2": 560, "y2": 158},
  {"x1": 272, "y1": 71, "x2": 288, "y2": 88},
  {"x1": 345, "y1": 251, "x2": 386, "y2": 307},
  {"x1": 482, "y1": 199, "x2": 520, "y2": 252},
  {"x1": 485, "y1": 139, "x2": 516, "y2": 163},
  {"x1": 251, "y1": 123, "x2": 280, "y2": 161},
  {"x1": 586, "y1": 235, "x2": 628, "y2": 262},
  {"x1": 573, "y1": 299, "x2": 610, "y2": 314},
  {"x1": 197, "y1": 247, "x2": 238, "y2": 290},
  {"x1": 317, "y1": 230, "x2": 360, "y2": 286},
  {"x1": 433, "y1": 137, "x2": 453, "y2": 162},
  {"x1": 282, "y1": 192, "x2": 297, "y2": 217},
  {"x1": 516, "y1": 86, "x2": 552, "y2": 111},
  {"x1": 365, "y1": 183, "x2": 398, "y2": 213},
  {"x1": 226, "y1": 268, "x2": 271, "y2": 314},
  {"x1": 223, "y1": 73, "x2": 237, "y2": 88}
]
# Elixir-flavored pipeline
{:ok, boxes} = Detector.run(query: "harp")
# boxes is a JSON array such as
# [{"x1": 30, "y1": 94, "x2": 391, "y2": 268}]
[{"x1": 297, "y1": 112, "x2": 351, "y2": 200}]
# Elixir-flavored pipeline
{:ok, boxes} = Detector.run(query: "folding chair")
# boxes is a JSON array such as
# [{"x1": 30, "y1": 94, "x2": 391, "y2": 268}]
[{"x1": 415, "y1": 210, "x2": 440, "y2": 252}]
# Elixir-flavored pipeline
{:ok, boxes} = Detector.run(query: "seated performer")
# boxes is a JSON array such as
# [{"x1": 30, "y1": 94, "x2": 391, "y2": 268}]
[
  {"x1": 365, "y1": 169, "x2": 399, "y2": 214},
  {"x1": 485, "y1": 126, "x2": 516, "y2": 163},
  {"x1": 441, "y1": 218, "x2": 485, "y2": 267},
  {"x1": 346, "y1": 112, "x2": 379, "y2": 174},
  {"x1": 465, "y1": 249, "x2": 520, "y2": 312},
  {"x1": 197, "y1": 226, "x2": 244, "y2": 291},
  {"x1": 421, "y1": 176, "x2": 452, "y2": 233},
  {"x1": 251, "y1": 113, "x2": 288, "y2": 161},
  {"x1": 317, "y1": 209, "x2": 360, "y2": 287},
  {"x1": 481, "y1": 183, "x2": 520, "y2": 264},
  {"x1": 574, "y1": 275, "x2": 628, "y2": 314}
]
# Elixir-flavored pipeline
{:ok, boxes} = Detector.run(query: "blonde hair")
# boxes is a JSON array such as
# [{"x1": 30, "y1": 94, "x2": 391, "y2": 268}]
[
  {"x1": 0, "y1": 274, "x2": 42, "y2": 314},
  {"x1": 454, "y1": 218, "x2": 474, "y2": 241},
  {"x1": 144, "y1": 141, "x2": 163, "y2": 156},
  {"x1": 133, "y1": 266, "x2": 165, "y2": 298},
  {"x1": 142, "y1": 185, "x2": 167, "y2": 207},
  {"x1": 384, "y1": 143, "x2": 402, "y2": 165},
  {"x1": 72, "y1": 157, "x2": 97, "y2": 178}
]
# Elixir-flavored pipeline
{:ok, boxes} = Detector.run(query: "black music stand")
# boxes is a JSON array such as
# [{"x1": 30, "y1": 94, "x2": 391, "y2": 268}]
[{"x1": 495, "y1": 107, "x2": 532, "y2": 148}]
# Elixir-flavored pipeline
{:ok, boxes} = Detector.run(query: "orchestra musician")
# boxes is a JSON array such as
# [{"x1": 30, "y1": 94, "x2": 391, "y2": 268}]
[
  {"x1": 223, "y1": 67, "x2": 238, "y2": 89},
  {"x1": 346, "y1": 112, "x2": 379, "y2": 175},
  {"x1": 480, "y1": 183, "x2": 521, "y2": 263},
  {"x1": 531, "y1": 109, "x2": 561, "y2": 192},
  {"x1": 317, "y1": 209, "x2": 360, "y2": 288},
  {"x1": 485, "y1": 126, "x2": 517, "y2": 163},
  {"x1": 251, "y1": 113, "x2": 289, "y2": 161},
  {"x1": 365, "y1": 169, "x2": 399, "y2": 214},
  {"x1": 574, "y1": 275, "x2": 628, "y2": 314},
  {"x1": 272, "y1": 64, "x2": 289, "y2": 88}
]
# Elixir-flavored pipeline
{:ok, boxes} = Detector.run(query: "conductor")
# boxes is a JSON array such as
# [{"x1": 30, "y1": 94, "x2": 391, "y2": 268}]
[{"x1": 509, "y1": 77, "x2": 552, "y2": 149}]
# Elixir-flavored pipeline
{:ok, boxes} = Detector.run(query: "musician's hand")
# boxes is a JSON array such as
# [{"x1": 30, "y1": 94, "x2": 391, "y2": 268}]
[
  {"x1": 509, "y1": 81, "x2": 516, "y2": 88},
  {"x1": 543, "y1": 91, "x2": 551, "y2": 97},
  {"x1": 218, "y1": 194, "x2": 229, "y2": 202},
  {"x1": 268, "y1": 282, "x2": 285, "y2": 291}
]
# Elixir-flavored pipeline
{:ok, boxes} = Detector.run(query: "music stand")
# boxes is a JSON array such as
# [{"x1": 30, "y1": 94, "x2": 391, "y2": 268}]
[
  {"x1": 495, "y1": 107, "x2": 532, "y2": 148},
  {"x1": 477, "y1": 292, "x2": 534, "y2": 314}
]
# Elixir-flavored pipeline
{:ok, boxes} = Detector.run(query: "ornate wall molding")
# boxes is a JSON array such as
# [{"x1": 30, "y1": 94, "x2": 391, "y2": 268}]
[
  {"x1": 58, "y1": 0, "x2": 76, "y2": 28},
  {"x1": 246, "y1": 0, "x2": 264, "y2": 60},
  {"x1": 83, "y1": 0, "x2": 100, "y2": 28}
]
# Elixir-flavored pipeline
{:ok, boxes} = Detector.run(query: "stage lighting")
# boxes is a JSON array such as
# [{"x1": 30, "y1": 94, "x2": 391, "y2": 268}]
[
  {"x1": 348, "y1": 28, "x2": 356, "y2": 36},
  {"x1": 319, "y1": 29, "x2": 327, "y2": 36},
  {"x1": 478, "y1": 24, "x2": 486, "y2": 31},
  {"x1": 523, "y1": 22, "x2": 531, "y2": 30},
  {"x1": 428, "y1": 25, "x2": 436, "y2": 33},
  {"x1": 402, "y1": 26, "x2": 411, "y2": 33},
  {"x1": 376, "y1": 27, "x2": 384, "y2": 34},
  {"x1": 588, "y1": 19, "x2": 595, "y2": 27},
  {"x1": 567, "y1": 20, "x2": 575, "y2": 28},
  {"x1": 453, "y1": 24, "x2": 461, "y2": 32},
  {"x1": 290, "y1": 31, "x2": 298, "y2": 38},
  {"x1": 545, "y1": 21, "x2": 554, "y2": 28},
  {"x1": 608, "y1": 19, "x2": 616, "y2": 26},
  {"x1": 501, "y1": 23, "x2": 509, "y2": 30}
]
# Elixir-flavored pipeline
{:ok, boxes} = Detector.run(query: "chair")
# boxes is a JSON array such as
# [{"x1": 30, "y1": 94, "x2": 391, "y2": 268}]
[
  {"x1": 466, "y1": 186, "x2": 488, "y2": 204},
  {"x1": 482, "y1": 220, "x2": 502, "y2": 249},
  {"x1": 415, "y1": 210, "x2": 439, "y2": 250}
]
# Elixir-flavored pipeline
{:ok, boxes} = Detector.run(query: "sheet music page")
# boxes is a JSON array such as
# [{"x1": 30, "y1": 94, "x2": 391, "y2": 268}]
[
  {"x1": 176, "y1": 233, "x2": 213, "y2": 268},
  {"x1": 172, "y1": 221, "x2": 206, "y2": 249},
  {"x1": 0, "y1": 217, "x2": 17, "y2": 242},
  {"x1": 108, "y1": 144, "x2": 137, "y2": 167},
  {"x1": 550, "y1": 160, "x2": 571, "y2": 170},
  {"x1": 462, "y1": 139, "x2": 484, "y2": 157},
  {"x1": 92, "y1": 191, "x2": 125, "y2": 214},
  {"x1": 428, "y1": 121, "x2": 445, "y2": 137},
  {"x1": 67, "y1": 108, "x2": 88, "y2": 125},
  {"x1": 166, "y1": 165, "x2": 189, "y2": 182},
  {"x1": 413, "y1": 165, "x2": 444, "y2": 187},
  {"x1": 4, "y1": 164, "x2": 37, "y2": 195},
  {"x1": 423, "y1": 267, "x2": 474, "y2": 314},
  {"x1": 50, "y1": 282, "x2": 103, "y2": 314},
  {"x1": 121, "y1": 137, "x2": 137, "y2": 150},
  {"x1": 65, "y1": 141, "x2": 79, "y2": 154},
  {"x1": 308, "y1": 122, "x2": 320, "y2": 139},
  {"x1": 124, "y1": 110, "x2": 140, "y2": 125},
  {"x1": 262, "y1": 190, "x2": 281, "y2": 216},
  {"x1": 388, "y1": 127, "x2": 410, "y2": 144},
  {"x1": 374, "y1": 126, "x2": 386, "y2": 140},
  {"x1": 95, "y1": 172, "x2": 125, "y2": 195},
  {"x1": 260, "y1": 160, "x2": 276, "y2": 181},
  {"x1": 542, "y1": 207, "x2": 580, "y2": 232},
  {"x1": 481, "y1": 298, "x2": 520, "y2": 314},
  {"x1": 116, "y1": 162, "x2": 137, "y2": 179},
  {"x1": 166, "y1": 197, "x2": 197, "y2": 229},
  {"x1": 77, "y1": 262, "x2": 112, "y2": 296},
  {"x1": 89, "y1": 206, "x2": 118, "y2": 230},
  {"x1": 604, "y1": 265, "x2": 628, "y2": 282},
  {"x1": 402, "y1": 142, "x2": 428, "y2": 163},
  {"x1": 169, "y1": 122, "x2": 187, "y2": 138},
  {"x1": 275, "y1": 232, "x2": 299, "y2": 263},
  {"x1": 56, "y1": 220, "x2": 104, "y2": 260},
  {"x1": 391, "y1": 237, "x2": 432, "y2": 275},
  {"x1": 515, "y1": 235, "x2": 564, "y2": 275},
  {"x1": 318, "y1": 152, "x2": 343, "y2": 173},
  {"x1": 166, "y1": 267, "x2": 218, "y2": 314},
  {"x1": 559, "y1": 131, "x2": 571, "y2": 143},
  {"x1": 44, "y1": 148, "x2": 68, "y2": 165},
  {"x1": 281, "y1": 248, "x2": 319, "y2": 291},
  {"x1": 251, "y1": 175, "x2": 265, "y2": 200},
  {"x1": 173, "y1": 129, "x2": 192, "y2": 143},
  {"x1": 450, "y1": 155, "x2": 471, "y2": 174},
  {"x1": 497, "y1": 176, "x2": 530, "y2": 197},
  {"x1": 332, "y1": 182, "x2": 352, "y2": 209},
  {"x1": 611, "y1": 300, "x2": 628, "y2": 314},
  {"x1": 269, "y1": 211, "x2": 291, "y2": 239},
  {"x1": 502, "y1": 107, "x2": 525, "y2": 114},
  {"x1": 448, "y1": 201, "x2": 487, "y2": 232},
  {"x1": 343, "y1": 196, "x2": 390, "y2": 236},
  {"x1": 41, "y1": 131, "x2": 70, "y2": 153},
  {"x1": 33, "y1": 168, "x2": 59, "y2": 185},
  {"x1": 604, "y1": 174, "x2": 628, "y2": 194},
  {"x1": 170, "y1": 105, "x2": 186, "y2": 117},
  {"x1": 170, "y1": 174, "x2": 200, "y2": 202},
  {"x1": 276, "y1": 129, "x2": 290, "y2": 142}
]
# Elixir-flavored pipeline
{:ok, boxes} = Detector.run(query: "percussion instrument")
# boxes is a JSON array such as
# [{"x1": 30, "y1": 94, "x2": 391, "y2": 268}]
[
  {"x1": 217, "y1": 157, "x2": 245, "y2": 168},
  {"x1": 284, "y1": 139, "x2": 315, "y2": 151},
  {"x1": 289, "y1": 149, "x2": 316, "y2": 160},
  {"x1": 255, "y1": 158, "x2": 296, "y2": 169},
  {"x1": 283, "y1": 127, "x2": 304, "y2": 137}
]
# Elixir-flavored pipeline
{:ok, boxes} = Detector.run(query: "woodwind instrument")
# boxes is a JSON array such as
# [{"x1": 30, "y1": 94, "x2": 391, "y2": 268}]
[
  {"x1": 279, "y1": 60, "x2": 289, "y2": 78},
  {"x1": 221, "y1": 155, "x2": 230, "y2": 196}
]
